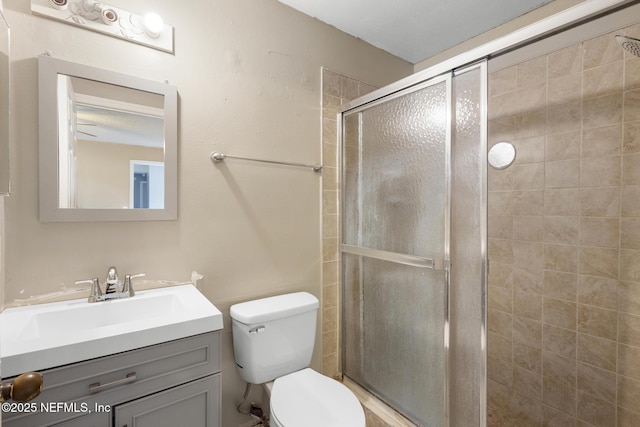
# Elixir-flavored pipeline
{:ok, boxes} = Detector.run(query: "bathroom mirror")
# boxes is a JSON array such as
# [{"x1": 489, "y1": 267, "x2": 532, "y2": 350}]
[
  {"x1": 0, "y1": 7, "x2": 10, "y2": 195},
  {"x1": 488, "y1": 141, "x2": 516, "y2": 170},
  {"x1": 38, "y1": 55, "x2": 177, "y2": 221}
]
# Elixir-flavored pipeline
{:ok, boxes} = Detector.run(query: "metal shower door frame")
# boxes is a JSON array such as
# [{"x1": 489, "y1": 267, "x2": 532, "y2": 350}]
[{"x1": 338, "y1": 71, "x2": 453, "y2": 427}]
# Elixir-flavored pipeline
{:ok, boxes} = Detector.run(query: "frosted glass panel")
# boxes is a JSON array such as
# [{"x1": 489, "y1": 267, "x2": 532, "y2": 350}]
[
  {"x1": 343, "y1": 253, "x2": 446, "y2": 426},
  {"x1": 343, "y1": 81, "x2": 448, "y2": 258}
]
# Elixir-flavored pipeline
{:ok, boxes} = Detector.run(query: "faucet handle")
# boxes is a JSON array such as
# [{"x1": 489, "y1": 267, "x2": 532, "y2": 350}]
[
  {"x1": 75, "y1": 277, "x2": 102, "y2": 303},
  {"x1": 122, "y1": 273, "x2": 145, "y2": 297}
]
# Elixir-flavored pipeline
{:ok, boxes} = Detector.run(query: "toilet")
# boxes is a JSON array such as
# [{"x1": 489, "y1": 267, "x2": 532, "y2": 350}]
[{"x1": 230, "y1": 292, "x2": 365, "y2": 427}]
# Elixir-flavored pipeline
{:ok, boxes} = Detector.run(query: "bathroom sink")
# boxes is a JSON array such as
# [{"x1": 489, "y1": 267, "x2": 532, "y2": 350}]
[{"x1": 0, "y1": 284, "x2": 223, "y2": 377}]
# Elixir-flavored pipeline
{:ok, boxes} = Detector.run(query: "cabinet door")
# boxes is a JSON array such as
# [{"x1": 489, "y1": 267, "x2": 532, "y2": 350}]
[
  {"x1": 114, "y1": 374, "x2": 220, "y2": 427},
  {"x1": 51, "y1": 411, "x2": 110, "y2": 426}
]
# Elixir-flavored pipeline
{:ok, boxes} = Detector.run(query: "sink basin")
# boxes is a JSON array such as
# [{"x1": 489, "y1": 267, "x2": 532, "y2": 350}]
[{"x1": 1, "y1": 284, "x2": 223, "y2": 377}]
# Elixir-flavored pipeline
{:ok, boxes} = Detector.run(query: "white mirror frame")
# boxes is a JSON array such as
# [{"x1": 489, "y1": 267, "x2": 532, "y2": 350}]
[{"x1": 38, "y1": 55, "x2": 178, "y2": 222}]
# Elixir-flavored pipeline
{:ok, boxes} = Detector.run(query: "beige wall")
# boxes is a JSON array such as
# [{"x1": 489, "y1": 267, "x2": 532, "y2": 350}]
[
  {"x1": 487, "y1": 23, "x2": 640, "y2": 427},
  {"x1": 76, "y1": 140, "x2": 163, "y2": 209},
  {"x1": 2, "y1": 0, "x2": 411, "y2": 425}
]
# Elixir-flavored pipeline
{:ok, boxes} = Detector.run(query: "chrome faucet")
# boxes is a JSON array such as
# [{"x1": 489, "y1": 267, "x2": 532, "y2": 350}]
[{"x1": 75, "y1": 267, "x2": 145, "y2": 303}]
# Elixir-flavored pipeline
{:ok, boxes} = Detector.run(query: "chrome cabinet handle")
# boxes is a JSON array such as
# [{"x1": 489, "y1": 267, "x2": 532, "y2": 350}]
[{"x1": 89, "y1": 372, "x2": 136, "y2": 393}]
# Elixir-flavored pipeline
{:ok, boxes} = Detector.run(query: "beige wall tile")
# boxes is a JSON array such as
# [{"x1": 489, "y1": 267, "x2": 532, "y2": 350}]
[
  {"x1": 624, "y1": 89, "x2": 640, "y2": 122},
  {"x1": 544, "y1": 404, "x2": 578, "y2": 427},
  {"x1": 621, "y1": 218, "x2": 640, "y2": 249},
  {"x1": 548, "y1": 74, "x2": 582, "y2": 105},
  {"x1": 544, "y1": 216, "x2": 579, "y2": 244},
  {"x1": 513, "y1": 241, "x2": 544, "y2": 269},
  {"x1": 618, "y1": 312, "x2": 640, "y2": 347},
  {"x1": 488, "y1": 309, "x2": 513, "y2": 338},
  {"x1": 581, "y1": 156, "x2": 622, "y2": 187},
  {"x1": 548, "y1": 44, "x2": 583, "y2": 78},
  {"x1": 543, "y1": 376, "x2": 576, "y2": 415},
  {"x1": 513, "y1": 216, "x2": 543, "y2": 242},
  {"x1": 514, "y1": 190, "x2": 544, "y2": 215},
  {"x1": 544, "y1": 271, "x2": 577, "y2": 301},
  {"x1": 543, "y1": 324, "x2": 577, "y2": 358},
  {"x1": 577, "y1": 333, "x2": 617, "y2": 371},
  {"x1": 578, "y1": 275, "x2": 618, "y2": 310},
  {"x1": 545, "y1": 244, "x2": 579, "y2": 273},
  {"x1": 546, "y1": 130, "x2": 581, "y2": 161},
  {"x1": 618, "y1": 405, "x2": 640, "y2": 427},
  {"x1": 617, "y1": 375, "x2": 640, "y2": 412},
  {"x1": 489, "y1": 215, "x2": 513, "y2": 240},
  {"x1": 545, "y1": 159, "x2": 580, "y2": 188},
  {"x1": 583, "y1": 62, "x2": 623, "y2": 99},
  {"x1": 624, "y1": 57, "x2": 640, "y2": 90},
  {"x1": 514, "y1": 291, "x2": 543, "y2": 321},
  {"x1": 518, "y1": 57, "x2": 548, "y2": 88},
  {"x1": 513, "y1": 366, "x2": 543, "y2": 399},
  {"x1": 489, "y1": 285, "x2": 513, "y2": 313},
  {"x1": 489, "y1": 191, "x2": 514, "y2": 215},
  {"x1": 512, "y1": 163, "x2": 545, "y2": 190},
  {"x1": 488, "y1": 261, "x2": 514, "y2": 289},
  {"x1": 622, "y1": 152, "x2": 640, "y2": 185},
  {"x1": 576, "y1": 391, "x2": 616, "y2": 427},
  {"x1": 623, "y1": 121, "x2": 640, "y2": 153},
  {"x1": 577, "y1": 304, "x2": 618, "y2": 339},
  {"x1": 514, "y1": 341, "x2": 542, "y2": 372},
  {"x1": 516, "y1": 108, "x2": 547, "y2": 138},
  {"x1": 620, "y1": 249, "x2": 640, "y2": 282},
  {"x1": 544, "y1": 189, "x2": 580, "y2": 216},
  {"x1": 580, "y1": 217, "x2": 620, "y2": 248},
  {"x1": 547, "y1": 101, "x2": 582, "y2": 134},
  {"x1": 514, "y1": 135, "x2": 546, "y2": 164},
  {"x1": 489, "y1": 66, "x2": 517, "y2": 97},
  {"x1": 579, "y1": 247, "x2": 619, "y2": 279},
  {"x1": 618, "y1": 343, "x2": 640, "y2": 380},
  {"x1": 513, "y1": 266, "x2": 543, "y2": 295},
  {"x1": 618, "y1": 281, "x2": 640, "y2": 315},
  {"x1": 583, "y1": 32, "x2": 624, "y2": 70},
  {"x1": 621, "y1": 185, "x2": 640, "y2": 216},
  {"x1": 513, "y1": 316, "x2": 542, "y2": 347},
  {"x1": 582, "y1": 124, "x2": 622, "y2": 158},
  {"x1": 544, "y1": 298, "x2": 577, "y2": 330},
  {"x1": 578, "y1": 363, "x2": 617, "y2": 402},
  {"x1": 580, "y1": 187, "x2": 620, "y2": 217}
]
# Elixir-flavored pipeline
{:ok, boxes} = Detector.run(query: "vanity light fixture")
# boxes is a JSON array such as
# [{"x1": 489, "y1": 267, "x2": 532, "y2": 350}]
[
  {"x1": 31, "y1": 0, "x2": 174, "y2": 53},
  {"x1": 142, "y1": 12, "x2": 163, "y2": 39}
]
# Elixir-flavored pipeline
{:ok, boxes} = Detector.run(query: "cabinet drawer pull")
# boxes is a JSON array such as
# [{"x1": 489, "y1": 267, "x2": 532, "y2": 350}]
[{"x1": 89, "y1": 372, "x2": 137, "y2": 393}]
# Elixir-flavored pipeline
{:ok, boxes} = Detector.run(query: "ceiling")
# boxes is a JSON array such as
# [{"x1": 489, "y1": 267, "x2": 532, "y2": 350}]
[{"x1": 276, "y1": 0, "x2": 554, "y2": 64}]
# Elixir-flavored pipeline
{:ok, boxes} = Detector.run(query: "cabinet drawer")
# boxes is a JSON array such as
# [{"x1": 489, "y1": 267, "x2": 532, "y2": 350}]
[{"x1": 3, "y1": 331, "x2": 220, "y2": 427}]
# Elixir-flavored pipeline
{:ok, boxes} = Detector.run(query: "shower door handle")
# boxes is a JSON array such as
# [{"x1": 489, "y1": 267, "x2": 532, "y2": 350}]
[{"x1": 341, "y1": 244, "x2": 449, "y2": 271}]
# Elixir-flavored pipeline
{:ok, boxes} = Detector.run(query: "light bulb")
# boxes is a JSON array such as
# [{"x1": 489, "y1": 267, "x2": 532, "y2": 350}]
[{"x1": 142, "y1": 12, "x2": 164, "y2": 38}]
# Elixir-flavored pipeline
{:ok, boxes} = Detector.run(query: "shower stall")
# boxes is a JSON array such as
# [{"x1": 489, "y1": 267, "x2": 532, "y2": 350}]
[
  {"x1": 339, "y1": 64, "x2": 487, "y2": 426},
  {"x1": 331, "y1": 2, "x2": 640, "y2": 426}
]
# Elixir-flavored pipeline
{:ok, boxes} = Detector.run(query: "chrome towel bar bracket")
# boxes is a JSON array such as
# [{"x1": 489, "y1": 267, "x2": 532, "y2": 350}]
[{"x1": 210, "y1": 152, "x2": 323, "y2": 173}]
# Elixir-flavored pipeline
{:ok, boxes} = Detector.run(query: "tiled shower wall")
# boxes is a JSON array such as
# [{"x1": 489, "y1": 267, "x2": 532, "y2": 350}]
[{"x1": 487, "y1": 24, "x2": 640, "y2": 426}]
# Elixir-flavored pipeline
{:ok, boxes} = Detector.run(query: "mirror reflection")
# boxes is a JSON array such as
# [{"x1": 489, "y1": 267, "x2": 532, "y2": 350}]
[
  {"x1": 58, "y1": 75, "x2": 165, "y2": 209},
  {"x1": 39, "y1": 55, "x2": 177, "y2": 222}
]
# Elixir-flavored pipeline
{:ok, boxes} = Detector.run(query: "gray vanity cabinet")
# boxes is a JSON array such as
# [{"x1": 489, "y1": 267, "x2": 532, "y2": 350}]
[{"x1": 3, "y1": 331, "x2": 221, "y2": 427}]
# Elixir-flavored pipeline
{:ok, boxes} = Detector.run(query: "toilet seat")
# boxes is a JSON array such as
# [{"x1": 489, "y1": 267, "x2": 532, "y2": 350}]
[{"x1": 270, "y1": 368, "x2": 365, "y2": 427}]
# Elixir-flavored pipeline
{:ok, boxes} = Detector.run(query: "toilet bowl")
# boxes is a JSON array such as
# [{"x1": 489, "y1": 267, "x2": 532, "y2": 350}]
[
  {"x1": 269, "y1": 368, "x2": 365, "y2": 427},
  {"x1": 230, "y1": 292, "x2": 365, "y2": 427}
]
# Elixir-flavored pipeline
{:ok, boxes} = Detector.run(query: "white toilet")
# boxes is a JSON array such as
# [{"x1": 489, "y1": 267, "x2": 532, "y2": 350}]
[{"x1": 230, "y1": 292, "x2": 365, "y2": 427}]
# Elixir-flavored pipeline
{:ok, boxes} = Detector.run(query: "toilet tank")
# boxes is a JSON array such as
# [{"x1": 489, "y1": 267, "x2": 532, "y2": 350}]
[{"x1": 230, "y1": 292, "x2": 319, "y2": 384}]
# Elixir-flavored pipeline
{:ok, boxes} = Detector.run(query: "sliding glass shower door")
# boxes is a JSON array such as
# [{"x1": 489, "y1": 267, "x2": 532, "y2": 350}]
[{"x1": 341, "y1": 74, "x2": 451, "y2": 426}]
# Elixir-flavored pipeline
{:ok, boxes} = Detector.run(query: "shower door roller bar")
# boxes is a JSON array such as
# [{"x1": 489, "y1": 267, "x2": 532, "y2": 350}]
[{"x1": 341, "y1": 244, "x2": 448, "y2": 270}]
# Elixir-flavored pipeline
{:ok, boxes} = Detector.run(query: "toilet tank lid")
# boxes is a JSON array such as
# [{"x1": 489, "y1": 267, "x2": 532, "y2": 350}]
[{"x1": 230, "y1": 292, "x2": 319, "y2": 324}]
